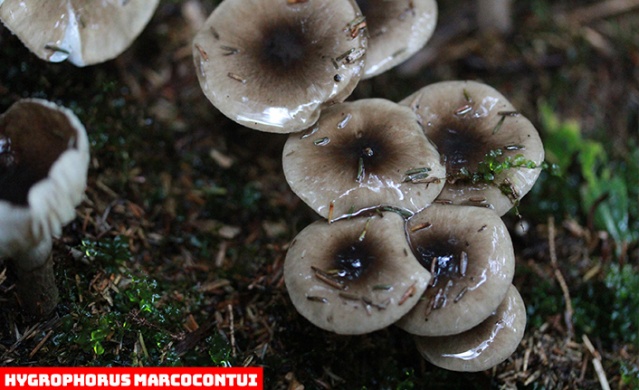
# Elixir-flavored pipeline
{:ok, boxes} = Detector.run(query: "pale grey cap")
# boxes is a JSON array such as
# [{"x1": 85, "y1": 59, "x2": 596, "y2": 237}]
[
  {"x1": 0, "y1": 0, "x2": 159, "y2": 66},
  {"x1": 357, "y1": 0, "x2": 437, "y2": 78},
  {"x1": 400, "y1": 80, "x2": 544, "y2": 216},
  {"x1": 284, "y1": 211, "x2": 431, "y2": 335},
  {"x1": 193, "y1": 0, "x2": 367, "y2": 133},
  {"x1": 414, "y1": 285, "x2": 526, "y2": 372},
  {"x1": 396, "y1": 204, "x2": 515, "y2": 336},
  {"x1": 283, "y1": 98, "x2": 444, "y2": 220},
  {"x1": 0, "y1": 98, "x2": 89, "y2": 271}
]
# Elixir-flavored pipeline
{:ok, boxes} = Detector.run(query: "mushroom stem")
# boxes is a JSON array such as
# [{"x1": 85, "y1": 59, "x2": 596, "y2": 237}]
[
  {"x1": 476, "y1": 0, "x2": 512, "y2": 35},
  {"x1": 11, "y1": 236, "x2": 59, "y2": 317}
]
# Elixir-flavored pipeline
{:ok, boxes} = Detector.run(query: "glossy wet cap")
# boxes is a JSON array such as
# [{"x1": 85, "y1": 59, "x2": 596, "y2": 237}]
[
  {"x1": 0, "y1": 99, "x2": 89, "y2": 265},
  {"x1": 0, "y1": 0, "x2": 160, "y2": 66},
  {"x1": 356, "y1": 0, "x2": 437, "y2": 78},
  {"x1": 283, "y1": 98, "x2": 445, "y2": 219},
  {"x1": 400, "y1": 80, "x2": 544, "y2": 216},
  {"x1": 193, "y1": 0, "x2": 367, "y2": 133},
  {"x1": 284, "y1": 211, "x2": 431, "y2": 335},
  {"x1": 396, "y1": 204, "x2": 515, "y2": 336},
  {"x1": 414, "y1": 285, "x2": 526, "y2": 372}
]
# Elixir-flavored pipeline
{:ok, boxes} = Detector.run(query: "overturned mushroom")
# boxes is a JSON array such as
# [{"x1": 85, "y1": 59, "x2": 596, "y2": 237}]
[
  {"x1": 284, "y1": 211, "x2": 430, "y2": 335},
  {"x1": 400, "y1": 80, "x2": 544, "y2": 216},
  {"x1": 414, "y1": 285, "x2": 526, "y2": 372},
  {"x1": 283, "y1": 98, "x2": 445, "y2": 219},
  {"x1": 0, "y1": 99, "x2": 89, "y2": 316},
  {"x1": 193, "y1": 0, "x2": 367, "y2": 133},
  {"x1": 356, "y1": 0, "x2": 437, "y2": 78},
  {"x1": 0, "y1": 0, "x2": 160, "y2": 66},
  {"x1": 396, "y1": 204, "x2": 515, "y2": 336}
]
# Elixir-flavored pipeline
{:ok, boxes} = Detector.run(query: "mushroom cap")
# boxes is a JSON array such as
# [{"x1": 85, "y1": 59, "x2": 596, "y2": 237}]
[
  {"x1": 396, "y1": 204, "x2": 515, "y2": 336},
  {"x1": 0, "y1": 0, "x2": 159, "y2": 66},
  {"x1": 414, "y1": 285, "x2": 526, "y2": 372},
  {"x1": 282, "y1": 98, "x2": 445, "y2": 219},
  {"x1": 192, "y1": 0, "x2": 367, "y2": 133},
  {"x1": 400, "y1": 80, "x2": 544, "y2": 216},
  {"x1": 0, "y1": 98, "x2": 89, "y2": 270},
  {"x1": 284, "y1": 211, "x2": 431, "y2": 335},
  {"x1": 357, "y1": 0, "x2": 437, "y2": 78}
]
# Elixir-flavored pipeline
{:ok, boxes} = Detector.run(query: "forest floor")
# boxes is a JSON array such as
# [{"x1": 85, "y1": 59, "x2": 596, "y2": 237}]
[{"x1": 1, "y1": 0, "x2": 638, "y2": 389}]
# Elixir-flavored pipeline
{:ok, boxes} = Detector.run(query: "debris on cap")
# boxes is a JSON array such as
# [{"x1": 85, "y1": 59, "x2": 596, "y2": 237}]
[
  {"x1": 284, "y1": 211, "x2": 431, "y2": 335},
  {"x1": 357, "y1": 0, "x2": 438, "y2": 78},
  {"x1": 283, "y1": 98, "x2": 444, "y2": 220},
  {"x1": 0, "y1": 0, "x2": 160, "y2": 66},
  {"x1": 396, "y1": 204, "x2": 515, "y2": 336},
  {"x1": 414, "y1": 285, "x2": 526, "y2": 372},
  {"x1": 400, "y1": 80, "x2": 544, "y2": 216},
  {"x1": 192, "y1": 0, "x2": 367, "y2": 133}
]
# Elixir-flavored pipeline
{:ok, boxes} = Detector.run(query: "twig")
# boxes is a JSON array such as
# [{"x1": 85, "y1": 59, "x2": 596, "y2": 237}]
[
  {"x1": 548, "y1": 216, "x2": 574, "y2": 338},
  {"x1": 582, "y1": 334, "x2": 611, "y2": 390},
  {"x1": 28, "y1": 330, "x2": 54, "y2": 359},
  {"x1": 565, "y1": 0, "x2": 639, "y2": 24},
  {"x1": 228, "y1": 303, "x2": 236, "y2": 358}
]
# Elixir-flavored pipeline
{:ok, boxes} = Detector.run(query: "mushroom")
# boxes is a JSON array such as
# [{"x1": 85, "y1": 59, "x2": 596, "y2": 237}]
[
  {"x1": 0, "y1": 0, "x2": 160, "y2": 66},
  {"x1": 400, "y1": 80, "x2": 544, "y2": 216},
  {"x1": 414, "y1": 284, "x2": 526, "y2": 372},
  {"x1": 192, "y1": 0, "x2": 367, "y2": 133},
  {"x1": 284, "y1": 211, "x2": 431, "y2": 335},
  {"x1": 396, "y1": 204, "x2": 515, "y2": 336},
  {"x1": 356, "y1": 0, "x2": 437, "y2": 78},
  {"x1": 282, "y1": 98, "x2": 445, "y2": 220},
  {"x1": 0, "y1": 98, "x2": 90, "y2": 316}
]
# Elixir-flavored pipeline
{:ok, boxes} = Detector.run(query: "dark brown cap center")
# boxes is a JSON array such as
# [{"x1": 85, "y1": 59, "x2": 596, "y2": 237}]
[
  {"x1": 261, "y1": 23, "x2": 307, "y2": 72},
  {"x1": 415, "y1": 240, "x2": 465, "y2": 281},
  {"x1": 429, "y1": 124, "x2": 486, "y2": 176},
  {"x1": 339, "y1": 132, "x2": 391, "y2": 181},
  {"x1": 332, "y1": 241, "x2": 375, "y2": 281}
]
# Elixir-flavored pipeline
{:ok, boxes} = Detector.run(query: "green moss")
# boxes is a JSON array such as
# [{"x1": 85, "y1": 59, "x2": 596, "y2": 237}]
[
  {"x1": 620, "y1": 361, "x2": 639, "y2": 388},
  {"x1": 522, "y1": 104, "x2": 639, "y2": 257},
  {"x1": 572, "y1": 264, "x2": 639, "y2": 346},
  {"x1": 36, "y1": 236, "x2": 227, "y2": 366}
]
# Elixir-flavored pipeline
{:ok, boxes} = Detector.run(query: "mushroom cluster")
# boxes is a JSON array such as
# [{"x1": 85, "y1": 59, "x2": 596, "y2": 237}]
[
  {"x1": 0, "y1": 98, "x2": 90, "y2": 316},
  {"x1": 191, "y1": 0, "x2": 545, "y2": 374},
  {"x1": 281, "y1": 83, "x2": 542, "y2": 371}
]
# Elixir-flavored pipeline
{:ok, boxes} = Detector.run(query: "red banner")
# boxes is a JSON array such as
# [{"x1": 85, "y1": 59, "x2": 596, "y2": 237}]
[{"x1": 0, "y1": 368, "x2": 263, "y2": 389}]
